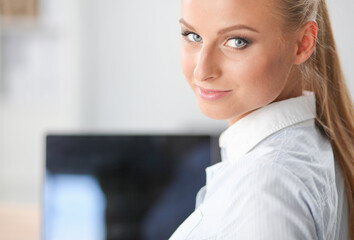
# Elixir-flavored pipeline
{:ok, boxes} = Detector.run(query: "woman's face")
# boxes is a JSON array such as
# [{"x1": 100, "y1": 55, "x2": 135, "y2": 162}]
[{"x1": 180, "y1": 0, "x2": 302, "y2": 125}]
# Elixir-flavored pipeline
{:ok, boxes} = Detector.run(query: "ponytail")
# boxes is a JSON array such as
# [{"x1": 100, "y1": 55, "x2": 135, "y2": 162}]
[{"x1": 305, "y1": 0, "x2": 354, "y2": 238}]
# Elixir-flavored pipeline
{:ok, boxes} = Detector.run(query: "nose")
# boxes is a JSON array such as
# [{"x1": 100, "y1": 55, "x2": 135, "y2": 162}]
[{"x1": 193, "y1": 45, "x2": 221, "y2": 82}]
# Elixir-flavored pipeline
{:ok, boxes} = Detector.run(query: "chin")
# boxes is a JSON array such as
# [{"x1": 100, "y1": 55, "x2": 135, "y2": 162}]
[{"x1": 198, "y1": 101, "x2": 237, "y2": 120}]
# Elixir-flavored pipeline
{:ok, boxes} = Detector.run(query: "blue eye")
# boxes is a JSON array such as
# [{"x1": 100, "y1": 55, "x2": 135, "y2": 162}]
[
  {"x1": 182, "y1": 31, "x2": 203, "y2": 42},
  {"x1": 225, "y1": 38, "x2": 248, "y2": 49}
]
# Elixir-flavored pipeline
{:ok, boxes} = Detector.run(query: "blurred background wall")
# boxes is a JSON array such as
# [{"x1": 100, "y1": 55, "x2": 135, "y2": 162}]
[{"x1": 0, "y1": 0, "x2": 353, "y2": 238}]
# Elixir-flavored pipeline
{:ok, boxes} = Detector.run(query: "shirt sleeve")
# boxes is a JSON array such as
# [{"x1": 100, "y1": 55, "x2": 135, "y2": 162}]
[{"x1": 218, "y1": 163, "x2": 319, "y2": 240}]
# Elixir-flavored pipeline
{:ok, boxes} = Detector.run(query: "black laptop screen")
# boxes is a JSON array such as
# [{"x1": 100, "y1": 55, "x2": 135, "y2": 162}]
[{"x1": 44, "y1": 135, "x2": 219, "y2": 240}]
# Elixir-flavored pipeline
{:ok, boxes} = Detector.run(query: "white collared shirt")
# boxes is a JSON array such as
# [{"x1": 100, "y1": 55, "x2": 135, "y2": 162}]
[{"x1": 169, "y1": 92, "x2": 348, "y2": 240}]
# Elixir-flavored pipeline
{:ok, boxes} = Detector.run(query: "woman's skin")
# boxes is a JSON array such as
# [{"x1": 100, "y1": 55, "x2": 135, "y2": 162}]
[{"x1": 180, "y1": 0, "x2": 318, "y2": 126}]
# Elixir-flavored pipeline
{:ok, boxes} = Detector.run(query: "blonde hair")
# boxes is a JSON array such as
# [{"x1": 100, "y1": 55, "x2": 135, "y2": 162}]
[{"x1": 275, "y1": 0, "x2": 354, "y2": 239}]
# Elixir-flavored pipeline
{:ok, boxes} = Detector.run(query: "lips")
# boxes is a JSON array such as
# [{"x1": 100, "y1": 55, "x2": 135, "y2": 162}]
[{"x1": 197, "y1": 86, "x2": 232, "y2": 101}]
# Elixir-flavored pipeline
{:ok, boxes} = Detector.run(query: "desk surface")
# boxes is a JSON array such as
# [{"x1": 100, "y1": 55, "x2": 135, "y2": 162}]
[{"x1": 0, "y1": 203, "x2": 40, "y2": 240}]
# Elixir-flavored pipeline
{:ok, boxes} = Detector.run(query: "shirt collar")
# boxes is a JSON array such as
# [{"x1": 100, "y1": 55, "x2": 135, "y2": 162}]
[{"x1": 219, "y1": 91, "x2": 316, "y2": 163}]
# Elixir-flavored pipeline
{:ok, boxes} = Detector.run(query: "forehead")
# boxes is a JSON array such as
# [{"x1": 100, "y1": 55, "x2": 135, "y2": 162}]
[{"x1": 180, "y1": 0, "x2": 277, "y2": 33}]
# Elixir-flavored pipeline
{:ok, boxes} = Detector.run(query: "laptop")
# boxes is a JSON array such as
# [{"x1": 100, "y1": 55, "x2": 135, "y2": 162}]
[{"x1": 43, "y1": 134, "x2": 220, "y2": 240}]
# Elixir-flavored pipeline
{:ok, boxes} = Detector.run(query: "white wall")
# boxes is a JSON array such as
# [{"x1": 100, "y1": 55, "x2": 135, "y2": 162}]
[
  {"x1": 0, "y1": 0, "x2": 353, "y2": 208},
  {"x1": 0, "y1": 0, "x2": 84, "y2": 204}
]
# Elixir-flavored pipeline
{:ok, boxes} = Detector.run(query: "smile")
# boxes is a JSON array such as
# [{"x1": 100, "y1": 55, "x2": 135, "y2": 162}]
[{"x1": 197, "y1": 86, "x2": 232, "y2": 101}]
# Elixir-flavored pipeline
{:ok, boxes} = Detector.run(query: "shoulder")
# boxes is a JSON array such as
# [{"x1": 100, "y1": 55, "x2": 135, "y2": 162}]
[
  {"x1": 243, "y1": 120, "x2": 336, "y2": 203},
  {"x1": 245, "y1": 120, "x2": 335, "y2": 190},
  {"x1": 227, "y1": 121, "x2": 337, "y2": 238}
]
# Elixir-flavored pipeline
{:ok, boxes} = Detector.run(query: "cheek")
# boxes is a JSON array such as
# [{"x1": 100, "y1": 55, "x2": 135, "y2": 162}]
[{"x1": 226, "y1": 50, "x2": 291, "y2": 101}]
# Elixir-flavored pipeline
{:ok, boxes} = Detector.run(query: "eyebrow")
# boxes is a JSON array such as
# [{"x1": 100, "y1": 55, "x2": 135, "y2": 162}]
[{"x1": 179, "y1": 18, "x2": 259, "y2": 34}]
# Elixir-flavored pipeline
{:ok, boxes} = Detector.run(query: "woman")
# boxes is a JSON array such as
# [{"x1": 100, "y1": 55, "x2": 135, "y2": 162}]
[{"x1": 170, "y1": 0, "x2": 354, "y2": 239}]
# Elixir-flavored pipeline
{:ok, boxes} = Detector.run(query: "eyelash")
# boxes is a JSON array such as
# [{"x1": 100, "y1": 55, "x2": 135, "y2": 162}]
[
  {"x1": 181, "y1": 31, "x2": 201, "y2": 44},
  {"x1": 181, "y1": 30, "x2": 250, "y2": 50}
]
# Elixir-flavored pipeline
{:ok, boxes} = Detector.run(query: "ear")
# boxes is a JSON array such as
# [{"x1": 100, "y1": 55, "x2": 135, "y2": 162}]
[{"x1": 293, "y1": 20, "x2": 318, "y2": 65}]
